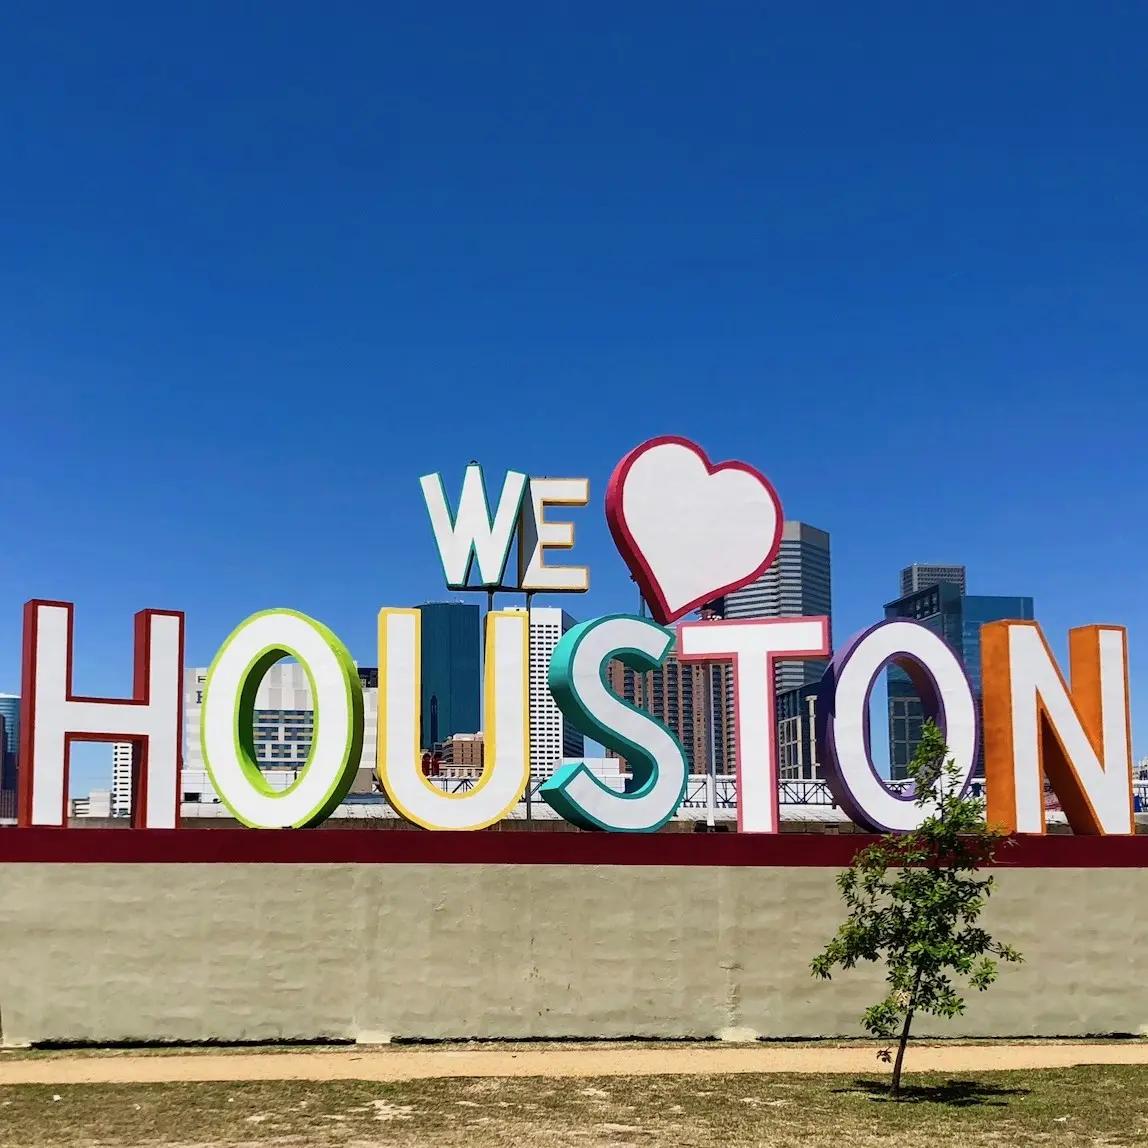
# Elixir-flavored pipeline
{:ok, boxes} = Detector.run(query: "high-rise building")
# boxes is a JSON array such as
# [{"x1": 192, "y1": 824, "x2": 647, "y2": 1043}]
[
  {"x1": 721, "y1": 521, "x2": 832, "y2": 692},
  {"x1": 112, "y1": 742, "x2": 133, "y2": 817},
  {"x1": 503, "y1": 607, "x2": 583, "y2": 776},
  {"x1": 884, "y1": 583, "x2": 1034, "y2": 778},
  {"x1": 418, "y1": 602, "x2": 481, "y2": 751},
  {"x1": 900, "y1": 564, "x2": 967, "y2": 596},
  {"x1": 0, "y1": 693, "x2": 19, "y2": 791},
  {"x1": 606, "y1": 652, "x2": 734, "y2": 775}
]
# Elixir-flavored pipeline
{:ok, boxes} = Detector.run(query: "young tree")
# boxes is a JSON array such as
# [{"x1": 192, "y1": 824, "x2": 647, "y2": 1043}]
[{"x1": 810, "y1": 720, "x2": 1022, "y2": 1097}]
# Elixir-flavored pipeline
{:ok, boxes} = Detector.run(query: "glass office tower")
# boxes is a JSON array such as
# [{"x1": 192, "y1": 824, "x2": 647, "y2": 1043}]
[
  {"x1": 884, "y1": 588, "x2": 1033, "y2": 778},
  {"x1": 419, "y1": 603, "x2": 481, "y2": 751}
]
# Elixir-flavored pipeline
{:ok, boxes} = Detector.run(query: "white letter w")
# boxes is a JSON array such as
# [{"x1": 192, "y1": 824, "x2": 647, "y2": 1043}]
[{"x1": 420, "y1": 464, "x2": 527, "y2": 588}]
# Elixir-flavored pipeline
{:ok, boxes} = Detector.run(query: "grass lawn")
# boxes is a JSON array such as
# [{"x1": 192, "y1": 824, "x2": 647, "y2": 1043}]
[{"x1": 0, "y1": 1066, "x2": 1145, "y2": 1146}]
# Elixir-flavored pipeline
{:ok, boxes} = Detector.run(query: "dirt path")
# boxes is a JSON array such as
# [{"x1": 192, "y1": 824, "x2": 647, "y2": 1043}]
[{"x1": 3, "y1": 1043, "x2": 1148, "y2": 1086}]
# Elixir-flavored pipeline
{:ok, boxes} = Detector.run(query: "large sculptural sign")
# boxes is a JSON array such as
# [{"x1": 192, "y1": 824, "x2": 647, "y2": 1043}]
[{"x1": 14, "y1": 436, "x2": 1135, "y2": 838}]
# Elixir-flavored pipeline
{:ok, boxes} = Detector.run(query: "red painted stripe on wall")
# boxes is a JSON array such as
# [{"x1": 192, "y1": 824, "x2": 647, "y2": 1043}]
[{"x1": 0, "y1": 829, "x2": 1144, "y2": 867}]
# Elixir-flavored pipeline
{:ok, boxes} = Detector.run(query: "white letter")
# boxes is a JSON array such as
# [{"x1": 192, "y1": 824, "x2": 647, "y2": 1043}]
[
  {"x1": 420, "y1": 465, "x2": 527, "y2": 588},
  {"x1": 678, "y1": 617, "x2": 830, "y2": 833},
  {"x1": 983, "y1": 622, "x2": 1133, "y2": 835},
  {"x1": 518, "y1": 477, "x2": 590, "y2": 592},
  {"x1": 542, "y1": 614, "x2": 688, "y2": 832},
  {"x1": 201, "y1": 610, "x2": 364, "y2": 829},
  {"x1": 817, "y1": 621, "x2": 977, "y2": 834},
  {"x1": 20, "y1": 600, "x2": 184, "y2": 828},
  {"x1": 377, "y1": 608, "x2": 529, "y2": 830}
]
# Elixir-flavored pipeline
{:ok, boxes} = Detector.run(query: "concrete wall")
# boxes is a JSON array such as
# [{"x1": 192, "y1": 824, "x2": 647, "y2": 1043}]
[{"x1": 0, "y1": 862, "x2": 1144, "y2": 1045}]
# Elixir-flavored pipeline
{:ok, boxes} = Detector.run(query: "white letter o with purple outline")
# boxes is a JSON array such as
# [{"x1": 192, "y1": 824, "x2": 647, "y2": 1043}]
[{"x1": 815, "y1": 620, "x2": 978, "y2": 832}]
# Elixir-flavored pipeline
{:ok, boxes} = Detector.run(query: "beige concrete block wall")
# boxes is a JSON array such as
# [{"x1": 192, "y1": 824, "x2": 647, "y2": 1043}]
[{"x1": 0, "y1": 864, "x2": 1143, "y2": 1045}]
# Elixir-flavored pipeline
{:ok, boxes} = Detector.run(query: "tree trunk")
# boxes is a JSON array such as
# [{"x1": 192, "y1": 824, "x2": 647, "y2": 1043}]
[{"x1": 891, "y1": 970, "x2": 924, "y2": 1098}]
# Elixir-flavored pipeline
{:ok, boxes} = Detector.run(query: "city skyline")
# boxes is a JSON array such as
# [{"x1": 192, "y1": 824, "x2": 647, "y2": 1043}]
[
  {"x1": 3, "y1": 538, "x2": 1128, "y2": 802},
  {"x1": 3, "y1": 471, "x2": 1138, "y2": 801}
]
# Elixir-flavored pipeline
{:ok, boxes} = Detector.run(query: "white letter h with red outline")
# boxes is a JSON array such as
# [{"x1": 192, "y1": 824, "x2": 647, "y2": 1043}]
[{"x1": 19, "y1": 600, "x2": 184, "y2": 829}]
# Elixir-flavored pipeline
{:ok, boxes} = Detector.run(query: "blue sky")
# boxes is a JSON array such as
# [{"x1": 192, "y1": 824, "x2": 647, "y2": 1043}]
[{"x1": 2, "y1": 4, "x2": 1147, "y2": 793}]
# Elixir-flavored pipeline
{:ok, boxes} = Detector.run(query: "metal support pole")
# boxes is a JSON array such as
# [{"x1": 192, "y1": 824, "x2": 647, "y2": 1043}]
[
  {"x1": 705, "y1": 663, "x2": 717, "y2": 828},
  {"x1": 525, "y1": 590, "x2": 534, "y2": 819}
]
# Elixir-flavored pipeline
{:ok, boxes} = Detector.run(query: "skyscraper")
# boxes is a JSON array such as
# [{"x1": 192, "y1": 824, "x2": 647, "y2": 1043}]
[
  {"x1": 884, "y1": 582, "x2": 1034, "y2": 778},
  {"x1": 900, "y1": 564, "x2": 967, "y2": 596},
  {"x1": 418, "y1": 602, "x2": 481, "y2": 750},
  {"x1": 112, "y1": 742, "x2": 133, "y2": 817},
  {"x1": 0, "y1": 693, "x2": 19, "y2": 791},
  {"x1": 506, "y1": 607, "x2": 583, "y2": 776},
  {"x1": 606, "y1": 652, "x2": 733, "y2": 775},
  {"x1": 721, "y1": 521, "x2": 832, "y2": 692}
]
